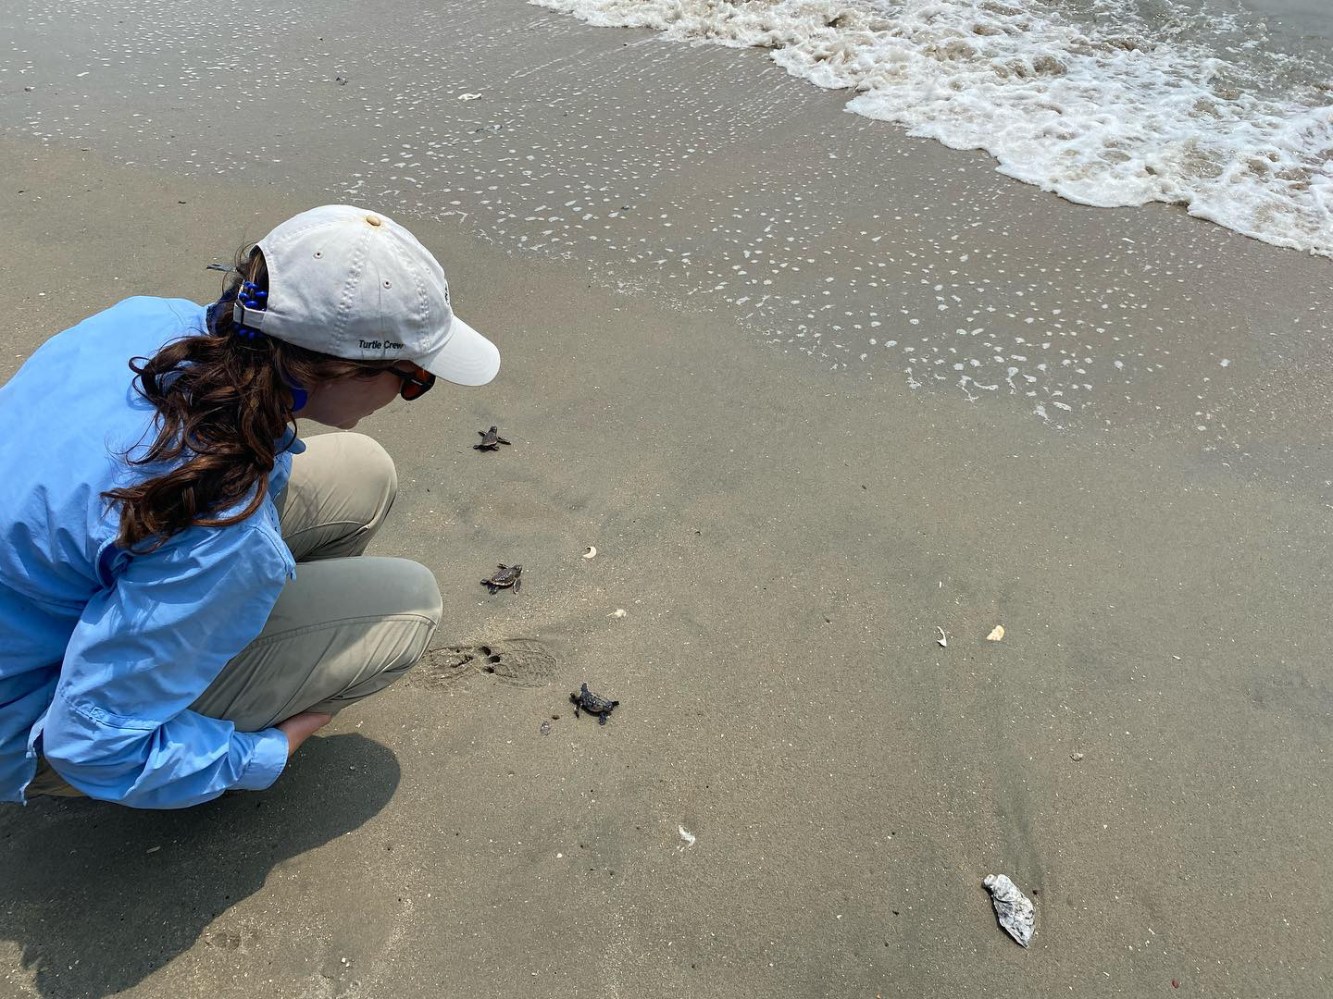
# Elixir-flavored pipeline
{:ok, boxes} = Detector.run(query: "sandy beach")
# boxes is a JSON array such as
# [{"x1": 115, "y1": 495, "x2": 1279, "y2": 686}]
[{"x1": 3, "y1": 1, "x2": 1333, "y2": 997}]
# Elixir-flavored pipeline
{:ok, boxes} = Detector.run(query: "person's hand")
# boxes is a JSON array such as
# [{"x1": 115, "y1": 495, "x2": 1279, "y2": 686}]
[{"x1": 276, "y1": 711, "x2": 334, "y2": 757}]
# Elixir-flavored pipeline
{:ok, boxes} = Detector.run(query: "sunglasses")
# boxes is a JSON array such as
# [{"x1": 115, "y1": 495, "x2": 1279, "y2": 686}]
[{"x1": 387, "y1": 364, "x2": 437, "y2": 401}]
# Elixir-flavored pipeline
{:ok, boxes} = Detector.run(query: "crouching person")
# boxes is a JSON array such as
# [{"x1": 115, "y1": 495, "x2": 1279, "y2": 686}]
[{"x1": 0, "y1": 205, "x2": 500, "y2": 808}]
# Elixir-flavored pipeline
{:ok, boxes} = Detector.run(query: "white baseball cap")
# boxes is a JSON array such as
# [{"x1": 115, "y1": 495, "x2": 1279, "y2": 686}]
[{"x1": 235, "y1": 205, "x2": 500, "y2": 386}]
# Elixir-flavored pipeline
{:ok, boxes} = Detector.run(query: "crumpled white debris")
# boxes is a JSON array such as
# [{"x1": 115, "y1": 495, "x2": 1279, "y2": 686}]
[{"x1": 983, "y1": 874, "x2": 1035, "y2": 947}]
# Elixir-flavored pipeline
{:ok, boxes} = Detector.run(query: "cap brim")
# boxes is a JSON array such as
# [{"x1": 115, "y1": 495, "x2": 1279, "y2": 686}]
[{"x1": 418, "y1": 314, "x2": 500, "y2": 387}]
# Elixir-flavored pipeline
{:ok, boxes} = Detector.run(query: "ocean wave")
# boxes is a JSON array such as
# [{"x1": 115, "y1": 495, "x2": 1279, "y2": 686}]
[{"x1": 530, "y1": 0, "x2": 1333, "y2": 257}]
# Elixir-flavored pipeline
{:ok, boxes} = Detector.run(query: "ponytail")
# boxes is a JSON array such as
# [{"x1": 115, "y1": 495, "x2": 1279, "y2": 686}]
[{"x1": 104, "y1": 247, "x2": 393, "y2": 551}]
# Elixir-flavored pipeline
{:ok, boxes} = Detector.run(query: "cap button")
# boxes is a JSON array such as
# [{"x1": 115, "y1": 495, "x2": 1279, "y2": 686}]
[{"x1": 365, "y1": 215, "x2": 382, "y2": 227}]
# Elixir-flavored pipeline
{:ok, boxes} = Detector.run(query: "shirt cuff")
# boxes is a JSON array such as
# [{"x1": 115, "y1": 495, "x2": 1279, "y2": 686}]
[{"x1": 232, "y1": 728, "x2": 288, "y2": 791}]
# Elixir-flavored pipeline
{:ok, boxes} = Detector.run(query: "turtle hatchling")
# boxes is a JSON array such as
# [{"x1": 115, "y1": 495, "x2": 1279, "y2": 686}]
[
  {"x1": 481, "y1": 563, "x2": 522, "y2": 595},
  {"x1": 473, "y1": 426, "x2": 511, "y2": 451},
  {"x1": 570, "y1": 682, "x2": 619, "y2": 725}
]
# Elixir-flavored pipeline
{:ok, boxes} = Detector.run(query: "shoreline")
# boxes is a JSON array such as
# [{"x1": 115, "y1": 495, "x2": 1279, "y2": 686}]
[
  {"x1": 2, "y1": 0, "x2": 1330, "y2": 448},
  {"x1": 531, "y1": 0, "x2": 1333, "y2": 260}
]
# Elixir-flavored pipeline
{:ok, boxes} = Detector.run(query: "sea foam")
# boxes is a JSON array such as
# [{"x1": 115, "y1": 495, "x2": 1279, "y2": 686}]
[{"x1": 531, "y1": 0, "x2": 1333, "y2": 257}]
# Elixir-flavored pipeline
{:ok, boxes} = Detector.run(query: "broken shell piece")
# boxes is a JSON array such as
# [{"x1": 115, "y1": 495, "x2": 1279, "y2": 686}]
[
  {"x1": 608, "y1": 608, "x2": 627, "y2": 618},
  {"x1": 935, "y1": 626, "x2": 948, "y2": 648},
  {"x1": 458, "y1": 92, "x2": 482, "y2": 100},
  {"x1": 1070, "y1": 752, "x2": 1084, "y2": 761},
  {"x1": 678, "y1": 825, "x2": 696, "y2": 848},
  {"x1": 986, "y1": 625, "x2": 1005, "y2": 641},
  {"x1": 582, "y1": 546, "x2": 597, "y2": 559},
  {"x1": 983, "y1": 874, "x2": 1035, "y2": 948}
]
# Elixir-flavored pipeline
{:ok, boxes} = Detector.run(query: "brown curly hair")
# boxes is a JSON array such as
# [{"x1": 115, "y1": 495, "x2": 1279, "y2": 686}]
[{"x1": 103, "y1": 247, "x2": 398, "y2": 552}]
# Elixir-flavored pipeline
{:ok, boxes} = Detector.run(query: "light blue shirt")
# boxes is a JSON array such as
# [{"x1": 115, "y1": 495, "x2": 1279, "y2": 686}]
[{"x1": 0, "y1": 297, "x2": 297, "y2": 808}]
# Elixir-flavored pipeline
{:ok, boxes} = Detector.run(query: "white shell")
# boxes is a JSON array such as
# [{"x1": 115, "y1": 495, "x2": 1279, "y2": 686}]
[
  {"x1": 983, "y1": 874, "x2": 1035, "y2": 947},
  {"x1": 986, "y1": 625, "x2": 1005, "y2": 641},
  {"x1": 935, "y1": 626, "x2": 948, "y2": 648},
  {"x1": 582, "y1": 546, "x2": 597, "y2": 559}
]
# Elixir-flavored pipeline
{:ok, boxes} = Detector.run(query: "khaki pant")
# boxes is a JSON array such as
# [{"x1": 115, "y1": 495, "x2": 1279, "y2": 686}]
[{"x1": 30, "y1": 433, "x2": 440, "y2": 797}]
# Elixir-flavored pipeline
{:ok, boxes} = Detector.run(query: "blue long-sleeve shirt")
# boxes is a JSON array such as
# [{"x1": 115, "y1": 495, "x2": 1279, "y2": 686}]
[{"x1": 0, "y1": 297, "x2": 297, "y2": 808}]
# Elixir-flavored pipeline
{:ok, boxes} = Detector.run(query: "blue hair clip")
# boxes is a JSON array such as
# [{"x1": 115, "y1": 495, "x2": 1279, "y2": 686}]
[
  {"x1": 232, "y1": 280, "x2": 268, "y2": 340},
  {"x1": 229, "y1": 279, "x2": 302, "y2": 409}
]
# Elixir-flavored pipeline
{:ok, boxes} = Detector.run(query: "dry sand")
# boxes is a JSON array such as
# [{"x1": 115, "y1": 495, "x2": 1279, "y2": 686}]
[{"x1": 2, "y1": 3, "x2": 1333, "y2": 997}]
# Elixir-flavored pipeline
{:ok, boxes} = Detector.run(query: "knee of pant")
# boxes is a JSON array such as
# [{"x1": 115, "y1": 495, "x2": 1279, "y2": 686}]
[
  {"x1": 346, "y1": 433, "x2": 399, "y2": 513},
  {"x1": 386, "y1": 561, "x2": 442, "y2": 677},
  {"x1": 401, "y1": 559, "x2": 443, "y2": 626},
  {"x1": 331, "y1": 432, "x2": 397, "y2": 517}
]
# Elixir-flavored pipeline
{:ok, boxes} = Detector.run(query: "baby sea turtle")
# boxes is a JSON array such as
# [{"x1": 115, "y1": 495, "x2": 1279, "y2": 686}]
[
  {"x1": 481, "y1": 563, "x2": 522, "y2": 594},
  {"x1": 473, "y1": 426, "x2": 511, "y2": 451},
  {"x1": 570, "y1": 682, "x2": 619, "y2": 725}
]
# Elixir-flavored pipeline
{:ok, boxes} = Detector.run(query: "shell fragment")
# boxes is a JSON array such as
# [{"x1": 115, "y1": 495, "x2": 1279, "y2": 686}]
[
  {"x1": 935, "y1": 626, "x2": 948, "y2": 648},
  {"x1": 983, "y1": 874, "x2": 1035, "y2": 948},
  {"x1": 582, "y1": 546, "x2": 597, "y2": 559},
  {"x1": 986, "y1": 625, "x2": 1005, "y2": 641}
]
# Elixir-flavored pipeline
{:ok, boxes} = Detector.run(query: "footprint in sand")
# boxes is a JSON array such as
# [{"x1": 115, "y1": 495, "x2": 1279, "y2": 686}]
[
  {"x1": 203, "y1": 925, "x2": 261, "y2": 953},
  {"x1": 411, "y1": 638, "x2": 555, "y2": 690}
]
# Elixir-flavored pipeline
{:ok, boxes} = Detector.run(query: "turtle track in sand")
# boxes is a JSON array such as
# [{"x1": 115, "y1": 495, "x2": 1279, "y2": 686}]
[{"x1": 410, "y1": 638, "x2": 556, "y2": 690}]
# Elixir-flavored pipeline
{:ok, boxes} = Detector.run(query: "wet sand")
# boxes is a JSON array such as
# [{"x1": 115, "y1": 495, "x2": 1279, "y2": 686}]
[{"x1": 3, "y1": 3, "x2": 1333, "y2": 997}]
